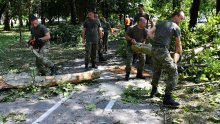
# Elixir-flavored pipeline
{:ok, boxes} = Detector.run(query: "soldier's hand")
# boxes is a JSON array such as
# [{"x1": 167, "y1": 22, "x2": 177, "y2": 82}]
[
  {"x1": 131, "y1": 39, "x2": 137, "y2": 45},
  {"x1": 100, "y1": 39, "x2": 103, "y2": 44}
]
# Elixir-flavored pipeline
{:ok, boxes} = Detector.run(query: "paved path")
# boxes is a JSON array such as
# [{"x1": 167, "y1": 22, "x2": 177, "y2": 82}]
[{"x1": 0, "y1": 41, "x2": 163, "y2": 124}]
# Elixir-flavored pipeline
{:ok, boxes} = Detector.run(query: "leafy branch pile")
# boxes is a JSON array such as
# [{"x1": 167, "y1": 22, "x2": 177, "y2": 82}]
[
  {"x1": 50, "y1": 24, "x2": 82, "y2": 46},
  {"x1": 179, "y1": 16, "x2": 220, "y2": 82},
  {"x1": 121, "y1": 85, "x2": 150, "y2": 104}
]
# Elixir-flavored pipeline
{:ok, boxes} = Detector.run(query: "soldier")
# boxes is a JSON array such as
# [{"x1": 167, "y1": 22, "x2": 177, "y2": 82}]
[
  {"x1": 82, "y1": 11, "x2": 103, "y2": 70},
  {"x1": 101, "y1": 17, "x2": 112, "y2": 53},
  {"x1": 28, "y1": 15, "x2": 57, "y2": 76},
  {"x1": 148, "y1": 11, "x2": 185, "y2": 107},
  {"x1": 134, "y1": 3, "x2": 154, "y2": 64},
  {"x1": 95, "y1": 14, "x2": 106, "y2": 62},
  {"x1": 125, "y1": 17, "x2": 148, "y2": 81},
  {"x1": 134, "y1": 3, "x2": 154, "y2": 28}
]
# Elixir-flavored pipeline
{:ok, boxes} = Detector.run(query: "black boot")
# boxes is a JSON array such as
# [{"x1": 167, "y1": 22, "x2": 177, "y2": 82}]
[
  {"x1": 50, "y1": 65, "x2": 58, "y2": 76},
  {"x1": 125, "y1": 72, "x2": 130, "y2": 81},
  {"x1": 136, "y1": 72, "x2": 146, "y2": 79},
  {"x1": 99, "y1": 57, "x2": 107, "y2": 62},
  {"x1": 163, "y1": 93, "x2": 180, "y2": 107},
  {"x1": 150, "y1": 86, "x2": 161, "y2": 98},
  {"x1": 99, "y1": 53, "x2": 106, "y2": 62},
  {"x1": 92, "y1": 62, "x2": 98, "y2": 69},
  {"x1": 85, "y1": 63, "x2": 89, "y2": 70}
]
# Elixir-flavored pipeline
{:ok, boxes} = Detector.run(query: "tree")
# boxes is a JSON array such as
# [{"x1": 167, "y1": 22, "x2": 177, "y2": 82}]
[
  {"x1": 69, "y1": 0, "x2": 77, "y2": 24},
  {"x1": 0, "y1": 2, "x2": 6, "y2": 21},
  {"x1": 217, "y1": 0, "x2": 220, "y2": 15},
  {"x1": 3, "y1": 1, "x2": 10, "y2": 31},
  {"x1": 189, "y1": 0, "x2": 201, "y2": 28}
]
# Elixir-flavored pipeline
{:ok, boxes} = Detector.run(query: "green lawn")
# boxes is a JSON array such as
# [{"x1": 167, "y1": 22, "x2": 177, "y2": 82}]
[
  {"x1": 0, "y1": 25, "x2": 84, "y2": 75},
  {"x1": 0, "y1": 26, "x2": 30, "y2": 49}
]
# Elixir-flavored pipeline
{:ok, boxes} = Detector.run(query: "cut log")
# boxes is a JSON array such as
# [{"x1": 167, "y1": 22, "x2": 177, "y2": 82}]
[{"x1": 0, "y1": 70, "x2": 100, "y2": 89}]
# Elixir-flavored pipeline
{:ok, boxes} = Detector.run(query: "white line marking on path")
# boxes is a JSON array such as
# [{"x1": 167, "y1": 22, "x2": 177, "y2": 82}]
[
  {"x1": 32, "y1": 91, "x2": 75, "y2": 124},
  {"x1": 104, "y1": 99, "x2": 116, "y2": 112}
]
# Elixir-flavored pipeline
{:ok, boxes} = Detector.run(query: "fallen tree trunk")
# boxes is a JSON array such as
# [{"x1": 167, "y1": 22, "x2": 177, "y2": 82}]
[{"x1": 0, "y1": 70, "x2": 100, "y2": 89}]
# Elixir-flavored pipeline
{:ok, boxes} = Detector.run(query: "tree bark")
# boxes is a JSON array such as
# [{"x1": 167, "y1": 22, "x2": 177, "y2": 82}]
[
  {"x1": 0, "y1": 70, "x2": 101, "y2": 89},
  {"x1": 3, "y1": 3, "x2": 10, "y2": 31},
  {"x1": 40, "y1": 0, "x2": 46, "y2": 25},
  {"x1": 70, "y1": 0, "x2": 77, "y2": 25},
  {"x1": 217, "y1": 0, "x2": 220, "y2": 15},
  {"x1": 189, "y1": 0, "x2": 201, "y2": 28},
  {"x1": 0, "y1": 3, "x2": 6, "y2": 20},
  {"x1": 19, "y1": 0, "x2": 23, "y2": 42}
]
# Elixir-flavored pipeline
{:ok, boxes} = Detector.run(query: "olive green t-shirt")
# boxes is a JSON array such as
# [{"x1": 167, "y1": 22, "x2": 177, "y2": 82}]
[
  {"x1": 31, "y1": 24, "x2": 49, "y2": 39},
  {"x1": 152, "y1": 20, "x2": 181, "y2": 48},
  {"x1": 126, "y1": 25, "x2": 148, "y2": 46},
  {"x1": 101, "y1": 21, "x2": 111, "y2": 32},
  {"x1": 83, "y1": 18, "x2": 101, "y2": 43}
]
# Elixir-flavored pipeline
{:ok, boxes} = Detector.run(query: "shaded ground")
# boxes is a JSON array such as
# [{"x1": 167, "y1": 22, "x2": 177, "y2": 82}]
[
  {"x1": 0, "y1": 40, "x2": 164, "y2": 124},
  {"x1": 0, "y1": 38, "x2": 219, "y2": 124}
]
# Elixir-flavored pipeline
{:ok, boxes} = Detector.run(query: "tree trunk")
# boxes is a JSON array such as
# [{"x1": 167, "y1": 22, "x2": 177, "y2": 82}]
[
  {"x1": 217, "y1": 0, "x2": 220, "y2": 15},
  {"x1": 3, "y1": 5, "x2": 10, "y2": 31},
  {"x1": 19, "y1": 0, "x2": 23, "y2": 42},
  {"x1": 0, "y1": 70, "x2": 101, "y2": 89},
  {"x1": 70, "y1": 0, "x2": 77, "y2": 25},
  {"x1": 40, "y1": 0, "x2": 45, "y2": 25},
  {"x1": 189, "y1": 0, "x2": 201, "y2": 28},
  {"x1": 0, "y1": 3, "x2": 6, "y2": 20}
]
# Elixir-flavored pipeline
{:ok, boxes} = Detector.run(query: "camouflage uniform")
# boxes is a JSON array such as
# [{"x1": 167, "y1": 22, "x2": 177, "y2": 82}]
[
  {"x1": 125, "y1": 25, "x2": 147, "y2": 73},
  {"x1": 83, "y1": 18, "x2": 101, "y2": 64},
  {"x1": 151, "y1": 20, "x2": 181, "y2": 95},
  {"x1": 31, "y1": 24, "x2": 54, "y2": 75},
  {"x1": 101, "y1": 21, "x2": 111, "y2": 52}
]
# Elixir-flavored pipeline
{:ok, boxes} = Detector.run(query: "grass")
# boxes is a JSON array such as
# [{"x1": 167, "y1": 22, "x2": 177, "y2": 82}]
[{"x1": 0, "y1": 26, "x2": 84, "y2": 75}]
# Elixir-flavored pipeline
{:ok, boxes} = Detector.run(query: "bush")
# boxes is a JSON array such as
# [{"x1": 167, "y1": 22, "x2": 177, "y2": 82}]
[{"x1": 50, "y1": 24, "x2": 82, "y2": 46}]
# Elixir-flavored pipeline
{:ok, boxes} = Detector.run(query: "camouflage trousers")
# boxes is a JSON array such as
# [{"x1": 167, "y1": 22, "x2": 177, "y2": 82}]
[
  {"x1": 125, "y1": 46, "x2": 145, "y2": 73},
  {"x1": 103, "y1": 32, "x2": 109, "y2": 52},
  {"x1": 85, "y1": 42, "x2": 98, "y2": 64},
  {"x1": 151, "y1": 47, "x2": 178, "y2": 94},
  {"x1": 35, "y1": 41, "x2": 54, "y2": 75}
]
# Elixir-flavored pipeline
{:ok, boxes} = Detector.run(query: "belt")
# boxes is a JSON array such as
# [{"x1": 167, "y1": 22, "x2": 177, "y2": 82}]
[{"x1": 152, "y1": 45, "x2": 168, "y2": 48}]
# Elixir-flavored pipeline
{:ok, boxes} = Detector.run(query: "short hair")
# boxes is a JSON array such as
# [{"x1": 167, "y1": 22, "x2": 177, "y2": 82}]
[
  {"x1": 172, "y1": 10, "x2": 183, "y2": 17},
  {"x1": 138, "y1": 17, "x2": 146, "y2": 23},
  {"x1": 29, "y1": 15, "x2": 38, "y2": 21}
]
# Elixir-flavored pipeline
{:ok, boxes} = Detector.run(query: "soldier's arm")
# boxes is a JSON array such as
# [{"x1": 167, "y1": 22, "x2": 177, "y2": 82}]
[
  {"x1": 125, "y1": 31, "x2": 136, "y2": 45},
  {"x1": 82, "y1": 28, "x2": 86, "y2": 44},
  {"x1": 98, "y1": 27, "x2": 103, "y2": 39},
  {"x1": 175, "y1": 36, "x2": 182, "y2": 55},
  {"x1": 150, "y1": 20, "x2": 154, "y2": 28},
  {"x1": 40, "y1": 32, "x2": 50, "y2": 42},
  {"x1": 147, "y1": 27, "x2": 156, "y2": 39}
]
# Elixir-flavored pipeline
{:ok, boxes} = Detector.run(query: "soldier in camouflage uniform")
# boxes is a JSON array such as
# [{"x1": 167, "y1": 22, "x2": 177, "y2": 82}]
[
  {"x1": 125, "y1": 17, "x2": 148, "y2": 81},
  {"x1": 101, "y1": 17, "x2": 112, "y2": 53},
  {"x1": 148, "y1": 11, "x2": 185, "y2": 107},
  {"x1": 28, "y1": 15, "x2": 57, "y2": 76},
  {"x1": 82, "y1": 11, "x2": 103, "y2": 69},
  {"x1": 133, "y1": 3, "x2": 154, "y2": 65}
]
